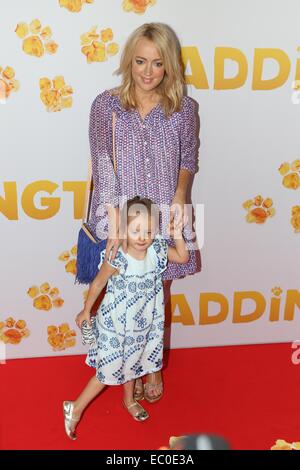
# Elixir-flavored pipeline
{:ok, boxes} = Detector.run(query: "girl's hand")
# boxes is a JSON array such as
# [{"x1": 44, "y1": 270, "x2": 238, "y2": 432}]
[{"x1": 75, "y1": 310, "x2": 91, "y2": 329}]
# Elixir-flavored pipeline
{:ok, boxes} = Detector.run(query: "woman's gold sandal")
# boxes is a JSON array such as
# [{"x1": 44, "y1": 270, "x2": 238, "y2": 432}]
[
  {"x1": 122, "y1": 400, "x2": 149, "y2": 422},
  {"x1": 133, "y1": 378, "x2": 144, "y2": 401},
  {"x1": 144, "y1": 380, "x2": 163, "y2": 403},
  {"x1": 63, "y1": 401, "x2": 81, "y2": 440}
]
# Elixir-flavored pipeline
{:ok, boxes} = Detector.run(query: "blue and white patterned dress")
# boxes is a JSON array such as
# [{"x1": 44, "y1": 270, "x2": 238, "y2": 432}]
[{"x1": 85, "y1": 233, "x2": 168, "y2": 385}]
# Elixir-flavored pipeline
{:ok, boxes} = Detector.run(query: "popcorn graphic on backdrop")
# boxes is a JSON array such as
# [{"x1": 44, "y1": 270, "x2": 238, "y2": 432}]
[
  {"x1": 59, "y1": 0, "x2": 94, "y2": 13},
  {"x1": 242, "y1": 195, "x2": 275, "y2": 224},
  {"x1": 58, "y1": 244, "x2": 77, "y2": 276},
  {"x1": 291, "y1": 205, "x2": 300, "y2": 232},
  {"x1": 271, "y1": 439, "x2": 300, "y2": 450},
  {"x1": 0, "y1": 66, "x2": 20, "y2": 102},
  {"x1": 122, "y1": 0, "x2": 156, "y2": 14},
  {"x1": 47, "y1": 323, "x2": 76, "y2": 351},
  {"x1": 80, "y1": 27, "x2": 119, "y2": 63},
  {"x1": 278, "y1": 160, "x2": 300, "y2": 190},
  {"x1": 0, "y1": 317, "x2": 30, "y2": 345},
  {"x1": 39, "y1": 76, "x2": 73, "y2": 112},
  {"x1": 27, "y1": 282, "x2": 64, "y2": 311},
  {"x1": 15, "y1": 19, "x2": 58, "y2": 57}
]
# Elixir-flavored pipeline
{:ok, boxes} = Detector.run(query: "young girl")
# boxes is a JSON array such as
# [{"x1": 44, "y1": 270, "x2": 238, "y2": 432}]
[{"x1": 63, "y1": 196, "x2": 189, "y2": 440}]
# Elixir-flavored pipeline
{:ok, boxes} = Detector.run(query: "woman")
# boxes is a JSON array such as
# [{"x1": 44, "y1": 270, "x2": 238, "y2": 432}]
[{"x1": 88, "y1": 22, "x2": 201, "y2": 404}]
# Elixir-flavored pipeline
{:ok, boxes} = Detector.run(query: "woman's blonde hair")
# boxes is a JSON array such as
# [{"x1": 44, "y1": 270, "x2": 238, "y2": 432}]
[{"x1": 113, "y1": 23, "x2": 185, "y2": 117}]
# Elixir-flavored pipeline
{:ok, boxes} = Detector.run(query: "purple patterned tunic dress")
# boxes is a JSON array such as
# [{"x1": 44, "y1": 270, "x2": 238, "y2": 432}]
[{"x1": 88, "y1": 89, "x2": 201, "y2": 281}]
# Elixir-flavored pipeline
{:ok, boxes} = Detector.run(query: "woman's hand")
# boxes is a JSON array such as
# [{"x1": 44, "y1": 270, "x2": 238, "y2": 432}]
[
  {"x1": 75, "y1": 309, "x2": 91, "y2": 329},
  {"x1": 170, "y1": 192, "x2": 186, "y2": 233},
  {"x1": 105, "y1": 237, "x2": 123, "y2": 262}
]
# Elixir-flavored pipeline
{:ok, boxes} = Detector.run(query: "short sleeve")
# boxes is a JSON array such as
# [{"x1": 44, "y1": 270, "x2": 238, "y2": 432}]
[
  {"x1": 98, "y1": 248, "x2": 128, "y2": 277},
  {"x1": 179, "y1": 96, "x2": 199, "y2": 175},
  {"x1": 151, "y1": 234, "x2": 168, "y2": 275}
]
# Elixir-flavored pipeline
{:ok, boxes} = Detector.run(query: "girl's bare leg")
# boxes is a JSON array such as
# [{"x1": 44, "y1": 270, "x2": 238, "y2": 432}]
[
  {"x1": 143, "y1": 280, "x2": 172, "y2": 399},
  {"x1": 72, "y1": 375, "x2": 106, "y2": 418}
]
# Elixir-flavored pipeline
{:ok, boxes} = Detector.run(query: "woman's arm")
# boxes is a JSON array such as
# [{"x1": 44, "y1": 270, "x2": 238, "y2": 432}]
[{"x1": 167, "y1": 217, "x2": 190, "y2": 264}]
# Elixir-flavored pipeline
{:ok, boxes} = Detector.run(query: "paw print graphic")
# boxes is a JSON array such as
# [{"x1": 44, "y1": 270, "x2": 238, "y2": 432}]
[
  {"x1": 47, "y1": 323, "x2": 76, "y2": 351},
  {"x1": 271, "y1": 286, "x2": 283, "y2": 296},
  {"x1": 291, "y1": 205, "x2": 300, "y2": 232},
  {"x1": 39, "y1": 76, "x2": 73, "y2": 112},
  {"x1": 278, "y1": 160, "x2": 300, "y2": 190},
  {"x1": 27, "y1": 282, "x2": 64, "y2": 311},
  {"x1": 271, "y1": 439, "x2": 300, "y2": 450},
  {"x1": 80, "y1": 27, "x2": 119, "y2": 63},
  {"x1": 0, "y1": 317, "x2": 30, "y2": 345},
  {"x1": 59, "y1": 0, "x2": 94, "y2": 13},
  {"x1": 122, "y1": 0, "x2": 156, "y2": 14},
  {"x1": 58, "y1": 244, "x2": 77, "y2": 275},
  {"x1": 0, "y1": 66, "x2": 20, "y2": 102},
  {"x1": 15, "y1": 19, "x2": 58, "y2": 57},
  {"x1": 242, "y1": 194, "x2": 275, "y2": 224}
]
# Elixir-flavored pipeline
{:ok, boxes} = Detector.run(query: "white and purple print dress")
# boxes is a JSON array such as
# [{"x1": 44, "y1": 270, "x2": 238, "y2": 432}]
[{"x1": 85, "y1": 233, "x2": 168, "y2": 385}]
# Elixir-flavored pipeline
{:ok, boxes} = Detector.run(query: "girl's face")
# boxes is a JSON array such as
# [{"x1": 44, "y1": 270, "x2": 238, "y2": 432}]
[
  {"x1": 131, "y1": 37, "x2": 165, "y2": 94},
  {"x1": 127, "y1": 213, "x2": 156, "y2": 252}
]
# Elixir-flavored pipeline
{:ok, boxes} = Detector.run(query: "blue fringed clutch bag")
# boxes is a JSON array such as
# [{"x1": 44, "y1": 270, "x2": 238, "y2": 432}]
[{"x1": 75, "y1": 111, "x2": 116, "y2": 285}]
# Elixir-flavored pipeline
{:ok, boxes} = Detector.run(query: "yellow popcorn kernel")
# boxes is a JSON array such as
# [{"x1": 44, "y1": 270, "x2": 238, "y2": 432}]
[
  {"x1": 266, "y1": 207, "x2": 275, "y2": 217},
  {"x1": 88, "y1": 26, "x2": 99, "y2": 40},
  {"x1": 92, "y1": 46, "x2": 106, "y2": 62},
  {"x1": 65, "y1": 329, "x2": 76, "y2": 338},
  {"x1": 242, "y1": 199, "x2": 254, "y2": 210},
  {"x1": 254, "y1": 195, "x2": 263, "y2": 206},
  {"x1": 0, "y1": 333, "x2": 9, "y2": 343},
  {"x1": 70, "y1": 245, "x2": 77, "y2": 256},
  {"x1": 59, "y1": 251, "x2": 70, "y2": 261},
  {"x1": 5, "y1": 317, "x2": 15, "y2": 328},
  {"x1": 48, "y1": 333, "x2": 64, "y2": 349},
  {"x1": 60, "y1": 0, "x2": 82, "y2": 12},
  {"x1": 9, "y1": 79, "x2": 20, "y2": 92},
  {"x1": 282, "y1": 172, "x2": 300, "y2": 189},
  {"x1": 59, "y1": 323, "x2": 70, "y2": 334},
  {"x1": 252, "y1": 207, "x2": 268, "y2": 223},
  {"x1": 60, "y1": 85, "x2": 73, "y2": 96},
  {"x1": 0, "y1": 79, "x2": 9, "y2": 98},
  {"x1": 123, "y1": 0, "x2": 156, "y2": 14},
  {"x1": 30, "y1": 19, "x2": 42, "y2": 34},
  {"x1": 61, "y1": 97, "x2": 73, "y2": 108},
  {"x1": 291, "y1": 205, "x2": 300, "y2": 216},
  {"x1": 49, "y1": 287, "x2": 60, "y2": 299},
  {"x1": 0, "y1": 321, "x2": 5, "y2": 330},
  {"x1": 278, "y1": 162, "x2": 290, "y2": 175},
  {"x1": 15, "y1": 319, "x2": 26, "y2": 329},
  {"x1": 4, "y1": 328, "x2": 22, "y2": 345},
  {"x1": 15, "y1": 22, "x2": 29, "y2": 39},
  {"x1": 27, "y1": 285, "x2": 40, "y2": 298},
  {"x1": 52, "y1": 298, "x2": 64, "y2": 308},
  {"x1": 84, "y1": 0, "x2": 94, "y2": 3},
  {"x1": 291, "y1": 159, "x2": 300, "y2": 172},
  {"x1": 3, "y1": 67, "x2": 15, "y2": 80},
  {"x1": 47, "y1": 325, "x2": 58, "y2": 336},
  {"x1": 33, "y1": 295, "x2": 52, "y2": 311},
  {"x1": 100, "y1": 28, "x2": 113, "y2": 43},
  {"x1": 40, "y1": 26, "x2": 52, "y2": 40},
  {"x1": 65, "y1": 259, "x2": 77, "y2": 274},
  {"x1": 291, "y1": 442, "x2": 300, "y2": 450},
  {"x1": 21, "y1": 328, "x2": 30, "y2": 338},
  {"x1": 106, "y1": 42, "x2": 119, "y2": 56},
  {"x1": 40, "y1": 89, "x2": 60, "y2": 108},
  {"x1": 45, "y1": 40, "x2": 58, "y2": 55},
  {"x1": 39, "y1": 77, "x2": 52, "y2": 91},
  {"x1": 65, "y1": 338, "x2": 76, "y2": 348},
  {"x1": 271, "y1": 439, "x2": 292, "y2": 450},
  {"x1": 23, "y1": 36, "x2": 44, "y2": 57},
  {"x1": 262, "y1": 198, "x2": 273, "y2": 208},
  {"x1": 40, "y1": 282, "x2": 51, "y2": 294},
  {"x1": 53, "y1": 76, "x2": 65, "y2": 90}
]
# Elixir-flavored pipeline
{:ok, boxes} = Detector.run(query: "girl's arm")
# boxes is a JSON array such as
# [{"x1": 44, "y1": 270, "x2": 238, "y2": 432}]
[
  {"x1": 76, "y1": 261, "x2": 118, "y2": 328},
  {"x1": 167, "y1": 216, "x2": 190, "y2": 264}
]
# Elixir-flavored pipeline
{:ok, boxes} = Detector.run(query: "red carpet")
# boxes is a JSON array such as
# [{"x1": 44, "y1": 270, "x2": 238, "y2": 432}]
[{"x1": 1, "y1": 343, "x2": 298, "y2": 450}]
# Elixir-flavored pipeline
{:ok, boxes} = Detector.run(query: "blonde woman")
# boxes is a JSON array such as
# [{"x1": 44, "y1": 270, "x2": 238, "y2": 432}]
[{"x1": 81, "y1": 22, "x2": 201, "y2": 412}]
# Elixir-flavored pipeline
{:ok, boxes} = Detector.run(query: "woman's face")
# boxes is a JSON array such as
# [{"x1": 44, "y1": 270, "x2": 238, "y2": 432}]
[{"x1": 131, "y1": 37, "x2": 165, "y2": 94}]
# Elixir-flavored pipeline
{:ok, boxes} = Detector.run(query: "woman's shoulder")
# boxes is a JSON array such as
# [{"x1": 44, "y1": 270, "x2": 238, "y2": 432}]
[
  {"x1": 91, "y1": 87, "x2": 120, "y2": 108},
  {"x1": 180, "y1": 94, "x2": 197, "y2": 114}
]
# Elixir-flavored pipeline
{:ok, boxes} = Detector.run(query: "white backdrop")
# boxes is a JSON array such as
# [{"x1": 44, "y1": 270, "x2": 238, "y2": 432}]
[{"x1": 1, "y1": 0, "x2": 300, "y2": 360}]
